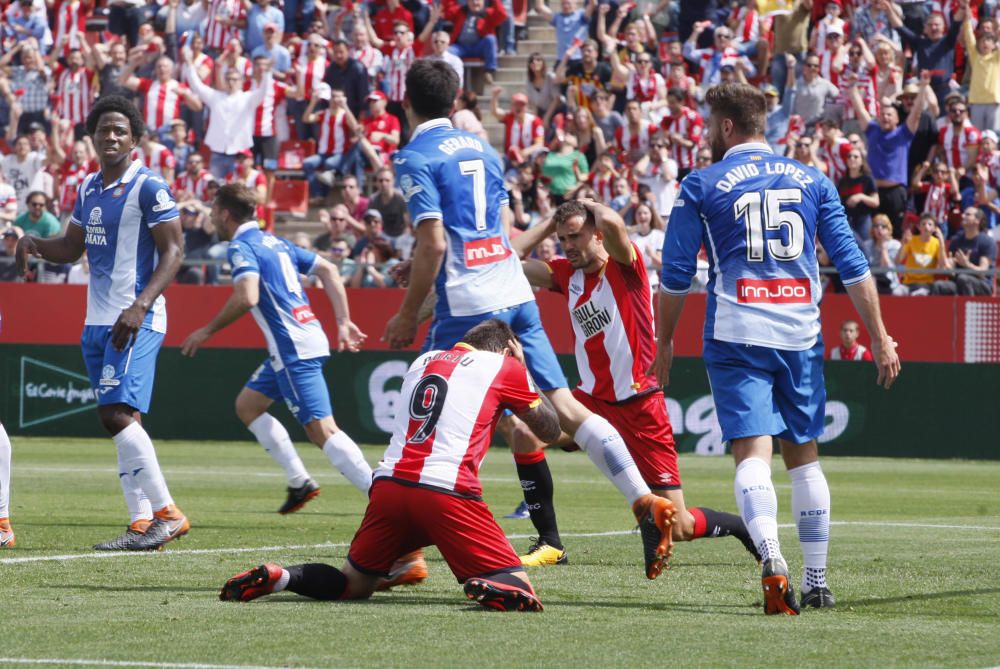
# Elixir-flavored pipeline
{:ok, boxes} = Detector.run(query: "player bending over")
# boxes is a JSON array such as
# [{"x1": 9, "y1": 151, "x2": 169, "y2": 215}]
[
  {"x1": 654, "y1": 83, "x2": 900, "y2": 615},
  {"x1": 181, "y1": 183, "x2": 374, "y2": 515},
  {"x1": 507, "y1": 199, "x2": 759, "y2": 567},
  {"x1": 381, "y1": 58, "x2": 675, "y2": 580},
  {"x1": 16, "y1": 96, "x2": 190, "y2": 552},
  {"x1": 220, "y1": 319, "x2": 561, "y2": 611}
]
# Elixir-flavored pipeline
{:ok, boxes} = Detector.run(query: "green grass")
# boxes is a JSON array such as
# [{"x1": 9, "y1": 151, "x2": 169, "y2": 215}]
[{"x1": 2, "y1": 438, "x2": 999, "y2": 669}]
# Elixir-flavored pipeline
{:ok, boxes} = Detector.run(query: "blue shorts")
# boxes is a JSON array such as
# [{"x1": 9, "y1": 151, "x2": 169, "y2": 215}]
[
  {"x1": 81, "y1": 325, "x2": 164, "y2": 414},
  {"x1": 245, "y1": 356, "x2": 333, "y2": 425},
  {"x1": 423, "y1": 301, "x2": 567, "y2": 391},
  {"x1": 703, "y1": 338, "x2": 826, "y2": 445}
]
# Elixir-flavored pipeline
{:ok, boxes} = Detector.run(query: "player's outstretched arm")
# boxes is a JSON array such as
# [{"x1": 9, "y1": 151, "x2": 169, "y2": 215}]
[
  {"x1": 384, "y1": 219, "x2": 446, "y2": 349},
  {"x1": 181, "y1": 274, "x2": 260, "y2": 357},
  {"x1": 844, "y1": 277, "x2": 900, "y2": 389},
  {"x1": 581, "y1": 198, "x2": 633, "y2": 266},
  {"x1": 15, "y1": 222, "x2": 85, "y2": 276},
  {"x1": 312, "y1": 257, "x2": 367, "y2": 352}
]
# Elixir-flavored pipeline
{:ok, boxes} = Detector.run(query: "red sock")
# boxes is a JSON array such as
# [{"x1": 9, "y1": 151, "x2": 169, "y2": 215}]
[
  {"x1": 513, "y1": 450, "x2": 546, "y2": 465},
  {"x1": 689, "y1": 507, "x2": 708, "y2": 539}
]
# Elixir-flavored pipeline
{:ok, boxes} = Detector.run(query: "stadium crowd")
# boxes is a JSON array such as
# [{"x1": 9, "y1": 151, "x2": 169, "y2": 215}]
[{"x1": 0, "y1": 0, "x2": 998, "y2": 295}]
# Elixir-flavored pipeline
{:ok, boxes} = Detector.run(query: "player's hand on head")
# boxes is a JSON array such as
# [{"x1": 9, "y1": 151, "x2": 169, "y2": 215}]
[
  {"x1": 506, "y1": 338, "x2": 526, "y2": 366},
  {"x1": 338, "y1": 321, "x2": 367, "y2": 352}
]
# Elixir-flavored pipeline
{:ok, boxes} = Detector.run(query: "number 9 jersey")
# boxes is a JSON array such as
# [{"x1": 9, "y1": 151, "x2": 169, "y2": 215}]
[
  {"x1": 660, "y1": 143, "x2": 871, "y2": 351},
  {"x1": 393, "y1": 119, "x2": 534, "y2": 319}
]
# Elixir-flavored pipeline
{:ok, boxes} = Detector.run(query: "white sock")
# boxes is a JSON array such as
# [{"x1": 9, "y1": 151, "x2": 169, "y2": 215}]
[
  {"x1": 790, "y1": 461, "x2": 830, "y2": 592},
  {"x1": 274, "y1": 569, "x2": 290, "y2": 592},
  {"x1": 734, "y1": 457, "x2": 782, "y2": 563},
  {"x1": 114, "y1": 422, "x2": 174, "y2": 512},
  {"x1": 574, "y1": 415, "x2": 650, "y2": 504},
  {"x1": 322, "y1": 431, "x2": 372, "y2": 493},
  {"x1": 115, "y1": 432, "x2": 152, "y2": 523},
  {"x1": 248, "y1": 414, "x2": 310, "y2": 487},
  {"x1": 0, "y1": 423, "x2": 11, "y2": 518}
]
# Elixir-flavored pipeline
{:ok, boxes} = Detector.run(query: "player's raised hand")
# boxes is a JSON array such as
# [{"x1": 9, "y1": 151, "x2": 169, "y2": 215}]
[
  {"x1": 383, "y1": 312, "x2": 417, "y2": 349},
  {"x1": 111, "y1": 304, "x2": 146, "y2": 351},
  {"x1": 181, "y1": 326, "x2": 213, "y2": 357},
  {"x1": 871, "y1": 335, "x2": 900, "y2": 389},
  {"x1": 14, "y1": 235, "x2": 40, "y2": 278},
  {"x1": 338, "y1": 320, "x2": 367, "y2": 352},
  {"x1": 649, "y1": 340, "x2": 673, "y2": 387},
  {"x1": 506, "y1": 338, "x2": 526, "y2": 366}
]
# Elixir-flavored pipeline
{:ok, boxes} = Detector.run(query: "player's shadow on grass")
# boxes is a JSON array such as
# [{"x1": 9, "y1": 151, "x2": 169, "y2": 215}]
[{"x1": 843, "y1": 586, "x2": 1000, "y2": 608}]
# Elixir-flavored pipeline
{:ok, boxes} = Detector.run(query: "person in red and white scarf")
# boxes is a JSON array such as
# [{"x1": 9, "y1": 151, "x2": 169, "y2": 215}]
[
  {"x1": 120, "y1": 53, "x2": 203, "y2": 138},
  {"x1": 585, "y1": 152, "x2": 620, "y2": 204},
  {"x1": 828, "y1": 320, "x2": 873, "y2": 360},
  {"x1": 608, "y1": 48, "x2": 667, "y2": 124},
  {"x1": 912, "y1": 160, "x2": 961, "y2": 229},
  {"x1": 351, "y1": 23, "x2": 383, "y2": 81},
  {"x1": 817, "y1": 28, "x2": 848, "y2": 87},
  {"x1": 615, "y1": 99, "x2": 657, "y2": 168},
  {"x1": 491, "y1": 88, "x2": 545, "y2": 165}
]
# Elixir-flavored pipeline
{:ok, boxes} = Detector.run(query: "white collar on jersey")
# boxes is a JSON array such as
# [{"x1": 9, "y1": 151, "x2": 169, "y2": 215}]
[
  {"x1": 409, "y1": 117, "x2": 453, "y2": 142},
  {"x1": 723, "y1": 141, "x2": 773, "y2": 160},
  {"x1": 99, "y1": 159, "x2": 143, "y2": 192},
  {"x1": 233, "y1": 220, "x2": 260, "y2": 239}
]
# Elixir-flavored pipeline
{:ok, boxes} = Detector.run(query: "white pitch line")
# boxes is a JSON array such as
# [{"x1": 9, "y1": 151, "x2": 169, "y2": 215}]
[
  {"x1": 0, "y1": 659, "x2": 320, "y2": 669},
  {"x1": 2, "y1": 521, "x2": 998, "y2": 566}
]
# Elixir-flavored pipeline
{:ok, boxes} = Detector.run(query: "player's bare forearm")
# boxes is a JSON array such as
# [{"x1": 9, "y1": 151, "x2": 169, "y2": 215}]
[
  {"x1": 585, "y1": 199, "x2": 632, "y2": 265},
  {"x1": 844, "y1": 276, "x2": 900, "y2": 388},
  {"x1": 208, "y1": 277, "x2": 259, "y2": 334},
  {"x1": 656, "y1": 290, "x2": 686, "y2": 346},
  {"x1": 27, "y1": 226, "x2": 87, "y2": 265},
  {"x1": 313, "y1": 259, "x2": 350, "y2": 325},
  {"x1": 398, "y1": 220, "x2": 445, "y2": 320},
  {"x1": 511, "y1": 214, "x2": 555, "y2": 258},
  {"x1": 415, "y1": 292, "x2": 437, "y2": 325},
  {"x1": 517, "y1": 393, "x2": 561, "y2": 443}
]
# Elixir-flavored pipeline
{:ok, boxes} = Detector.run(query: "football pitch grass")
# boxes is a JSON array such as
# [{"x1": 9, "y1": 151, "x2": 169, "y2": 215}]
[{"x1": 2, "y1": 438, "x2": 999, "y2": 669}]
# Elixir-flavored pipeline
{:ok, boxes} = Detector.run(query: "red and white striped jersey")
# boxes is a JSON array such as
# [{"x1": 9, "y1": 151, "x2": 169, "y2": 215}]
[
  {"x1": 841, "y1": 62, "x2": 877, "y2": 121},
  {"x1": 52, "y1": 0, "x2": 87, "y2": 57},
  {"x1": 204, "y1": 0, "x2": 243, "y2": 50},
  {"x1": 353, "y1": 44, "x2": 383, "y2": 79},
  {"x1": 374, "y1": 345, "x2": 541, "y2": 497},
  {"x1": 228, "y1": 164, "x2": 268, "y2": 190},
  {"x1": 814, "y1": 17, "x2": 847, "y2": 55},
  {"x1": 920, "y1": 181, "x2": 956, "y2": 222},
  {"x1": 54, "y1": 66, "x2": 94, "y2": 126},
  {"x1": 661, "y1": 107, "x2": 704, "y2": 170},
  {"x1": 547, "y1": 243, "x2": 657, "y2": 403},
  {"x1": 821, "y1": 136, "x2": 853, "y2": 184},
  {"x1": 131, "y1": 144, "x2": 176, "y2": 178},
  {"x1": 136, "y1": 78, "x2": 189, "y2": 131},
  {"x1": 252, "y1": 81, "x2": 288, "y2": 138},
  {"x1": 175, "y1": 169, "x2": 214, "y2": 202},
  {"x1": 218, "y1": 57, "x2": 254, "y2": 85},
  {"x1": 384, "y1": 46, "x2": 414, "y2": 102},
  {"x1": 587, "y1": 170, "x2": 616, "y2": 203},
  {"x1": 939, "y1": 121, "x2": 981, "y2": 170},
  {"x1": 615, "y1": 120, "x2": 656, "y2": 166},
  {"x1": 297, "y1": 57, "x2": 329, "y2": 101},
  {"x1": 188, "y1": 52, "x2": 215, "y2": 86},
  {"x1": 503, "y1": 112, "x2": 544, "y2": 152},
  {"x1": 316, "y1": 108, "x2": 353, "y2": 155},
  {"x1": 58, "y1": 159, "x2": 96, "y2": 214},
  {"x1": 829, "y1": 342, "x2": 872, "y2": 360},
  {"x1": 818, "y1": 50, "x2": 843, "y2": 87},
  {"x1": 977, "y1": 149, "x2": 1000, "y2": 188},
  {"x1": 626, "y1": 70, "x2": 664, "y2": 104},
  {"x1": 731, "y1": 6, "x2": 761, "y2": 47}
]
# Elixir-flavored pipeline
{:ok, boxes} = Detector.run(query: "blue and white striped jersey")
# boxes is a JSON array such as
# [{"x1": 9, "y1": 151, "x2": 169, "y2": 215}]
[
  {"x1": 70, "y1": 159, "x2": 180, "y2": 334},
  {"x1": 660, "y1": 142, "x2": 870, "y2": 351},
  {"x1": 228, "y1": 221, "x2": 329, "y2": 369},
  {"x1": 393, "y1": 118, "x2": 534, "y2": 319}
]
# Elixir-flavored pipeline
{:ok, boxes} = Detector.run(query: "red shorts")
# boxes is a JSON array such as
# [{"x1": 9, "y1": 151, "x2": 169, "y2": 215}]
[
  {"x1": 572, "y1": 388, "x2": 682, "y2": 489},
  {"x1": 347, "y1": 478, "x2": 522, "y2": 583}
]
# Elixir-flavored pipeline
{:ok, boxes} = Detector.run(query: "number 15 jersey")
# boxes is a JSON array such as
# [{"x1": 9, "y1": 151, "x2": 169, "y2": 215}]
[
  {"x1": 393, "y1": 118, "x2": 534, "y2": 319},
  {"x1": 660, "y1": 142, "x2": 870, "y2": 351}
]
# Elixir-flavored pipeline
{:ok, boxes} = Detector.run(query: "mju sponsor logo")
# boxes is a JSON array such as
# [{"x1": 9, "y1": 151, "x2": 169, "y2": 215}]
[{"x1": 464, "y1": 236, "x2": 511, "y2": 267}]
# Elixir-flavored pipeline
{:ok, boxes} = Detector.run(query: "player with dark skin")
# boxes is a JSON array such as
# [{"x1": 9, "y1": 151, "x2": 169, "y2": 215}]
[{"x1": 15, "y1": 109, "x2": 184, "y2": 437}]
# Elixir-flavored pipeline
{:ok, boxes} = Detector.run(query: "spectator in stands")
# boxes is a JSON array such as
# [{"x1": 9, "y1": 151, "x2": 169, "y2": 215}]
[
  {"x1": 4, "y1": 0, "x2": 48, "y2": 50},
  {"x1": 351, "y1": 208, "x2": 390, "y2": 256},
  {"x1": 349, "y1": 236, "x2": 399, "y2": 288},
  {"x1": 853, "y1": 0, "x2": 901, "y2": 49},
  {"x1": 351, "y1": 22, "x2": 383, "y2": 81},
  {"x1": 963, "y1": 162, "x2": 1000, "y2": 230},
  {"x1": 897, "y1": 213, "x2": 948, "y2": 295},
  {"x1": 106, "y1": 0, "x2": 157, "y2": 48},
  {"x1": 897, "y1": 79, "x2": 941, "y2": 196},
  {"x1": 66, "y1": 250, "x2": 89, "y2": 284},
  {"x1": 13, "y1": 190, "x2": 59, "y2": 239},
  {"x1": 839, "y1": 148, "x2": 880, "y2": 243},
  {"x1": 912, "y1": 160, "x2": 961, "y2": 232},
  {"x1": 248, "y1": 54, "x2": 290, "y2": 201},
  {"x1": 313, "y1": 204, "x2": 358, "y2": 254},
  {"x1": 556, "y1": 39, "x2": 611, "y2": 111},
  {"x1": 684, "y1": 21, "x2": 756, "y2": 88},
  {"x1": 327, "y1": 238, "x2": 357, "y2": 280},
  {"x1": 134, "y1": 130, "x2": 177, "y2": 183},
  {"x1": 963, "y1": 6, "x2": 1000, "y2": 133},
  {"x1": 0, "y1": 227, "x2": 22, "y2": 281},
  {"x1": 589, "y1": 90, "x2": 623, "y2": 146},
  {"x1": 228, "y1": 151, "x2": 267, "y2": 209},
  {"x1": 615, "y1": 99, "x2": 656, "y2": 168},
  {"x1": 661, "y1": 88, "x2": 704, "y2": 180},
  {"x1": 425, "y1": 31, "x2": 464, "y2": 91},
  {"x1": 524, "y1": 53, "x2": 560, "y2": 132},
  {"x1": 0, "y1": 173, "x2": 16, "y2": 224},
  {"x1": 164, "y1": 119, "x2": 194, "y2": 172},
  {"x1": 93, "y1": 41, "x2": 134, "y2": 104},
  {"x1": 246, "y1": 0, "x2": 285, "y2": 56},
  {"x1": 293, "y1": 33, "x2": 334, "y2": 141},
  {"x1": 252, "y1": 22, "x2": 293, "y2": 80},
  {"x1": 282, "y1": 0, "x2": 314, "y2": 37},
  {"x1": 820, "y1": 116, "x2": 854, "y2": 185},
  {"x1": 302, "y1": 85, "x2": 362, "y2": 197},
  {"x1": 214, "y1": 39, "x2": 253, "y2": 89},
  {"x1": 633, "y1": 140, "x2": 678, "y2": 219},
  {"x1": 628, "y1": 200, "x2": 664, "y2": 289},
  {"x1": 48, "y1": 129, "x2": 97, "y2": 220},
  {"x1": 492, "y1": 89, "x2": 546, "y2": 166},
  {"x1": 174, "y1": 152, "x2": 214, "y2": 203},
  {"x1": 324, "y1": 38, "x2": 370, "y2": 118},
  {"x1": 542, "y1": 128, "x2": 587, "y2": 204},
  {"x1": 791, "y1": 133, "x2": 824, "y2": 171},
  {"x1": 566, "y1": 106, "x2": 605, "y2": 170},
  {"x1": 851, "y1": 72, "x2": 933, "y2": 240},
  {"x1": 452, "y1": 90, "x2": 489, "y2": 141},
  {"x1": 764, "y1": 58, "x2": 798, "y2": 154},
  {"x1": 770, "y1": 0, "x2": 812, "y2": 101},
  {"x1": 1, "y1": 42, "x2": 51, "y2": 136},
  {"x1": 931, "y1": 98, "x2": 981, "y2": 188},
  {"x1": 533, "y1": 0, "x2": 593, "y2": 63},
  {"x1": 361, "y1": 91, "x2": 400, "y2": 165},
  {"x1": 872, "y1": 39, "x2": 904, "y2": 104},
  {"x1": 47, "y1": 41, "x2": 95, "y2": 140},
  {"x1": 175, "y1": 200, "x2": 220, "y2": 285},
  {"x1": 161, "y1": 0, "x2": 208, "y2": 43},
  {"x1": 793, "y1": 52, "x2": 839, "y2": 127},
  {"x1": 1, "y1": 135, "x2": 46, "y2": 214},
  {"x1": 932, "y1": 207, "x2": 997, "y2": 295},
  {"x1": 120, "y1": 53, "x2": 203, "y2": 139},
  {"x1": 368, "y1": 167, "x2": 409, "y2": 241},
  {"x1": 372, "y1": 0, "x2": 414, "y2": 48},
  {"x1": 888, "y1": 4, "x2": 967, "y2": 109},
  {"x1": 863, "y1": 213, "x2": 906, "y2": 295},
  {"x1": 182, "y1": 48, "x2": 270, "y2": 180},
  {"x1": 828, "y1": 320, "x2": 874, "y2": 360},
  {"x1": 382, "y1": 23, "x2": 417, "y2": 143},
  {"x1": 608, "y1": 47, "x2": 667, "y2": 123},
  {"x1": 443, "y1": 0, "x2": 507, "y2": 86},
  {"x1": 338, "y1": 174, "x2": 369, "y2": 235}
]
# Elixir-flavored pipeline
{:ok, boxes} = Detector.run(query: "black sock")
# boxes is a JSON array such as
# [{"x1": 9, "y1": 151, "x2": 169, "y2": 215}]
[
  {"x1": 691, "y1": 507, "x2": 760, "y2": 559},
  {"x1": 514, "y1": 452, "x2": 562, "y2": 549},
  {"x1": 476, "y1": 571, "x2": 533, "y2": 591},
  {"x1": 284, "y1": 563, "x2": 348, "y2": 600}
]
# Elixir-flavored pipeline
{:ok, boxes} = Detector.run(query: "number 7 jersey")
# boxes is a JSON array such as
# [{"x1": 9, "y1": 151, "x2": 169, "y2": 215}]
[
  {"x1": 660, "y1": 142, "x2": 871, "y2": 351},
  {"x1": 393, "y1": 118, "x2": 534, "y2": 319}
]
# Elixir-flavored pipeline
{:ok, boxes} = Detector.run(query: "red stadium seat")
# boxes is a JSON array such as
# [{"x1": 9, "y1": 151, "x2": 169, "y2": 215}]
[
  {"x1": 271, "y1": 179, "x2": 308, "y2": 216},
  {"x1": 278, "y1": 139, "x2": 316, "y2": 171}
]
